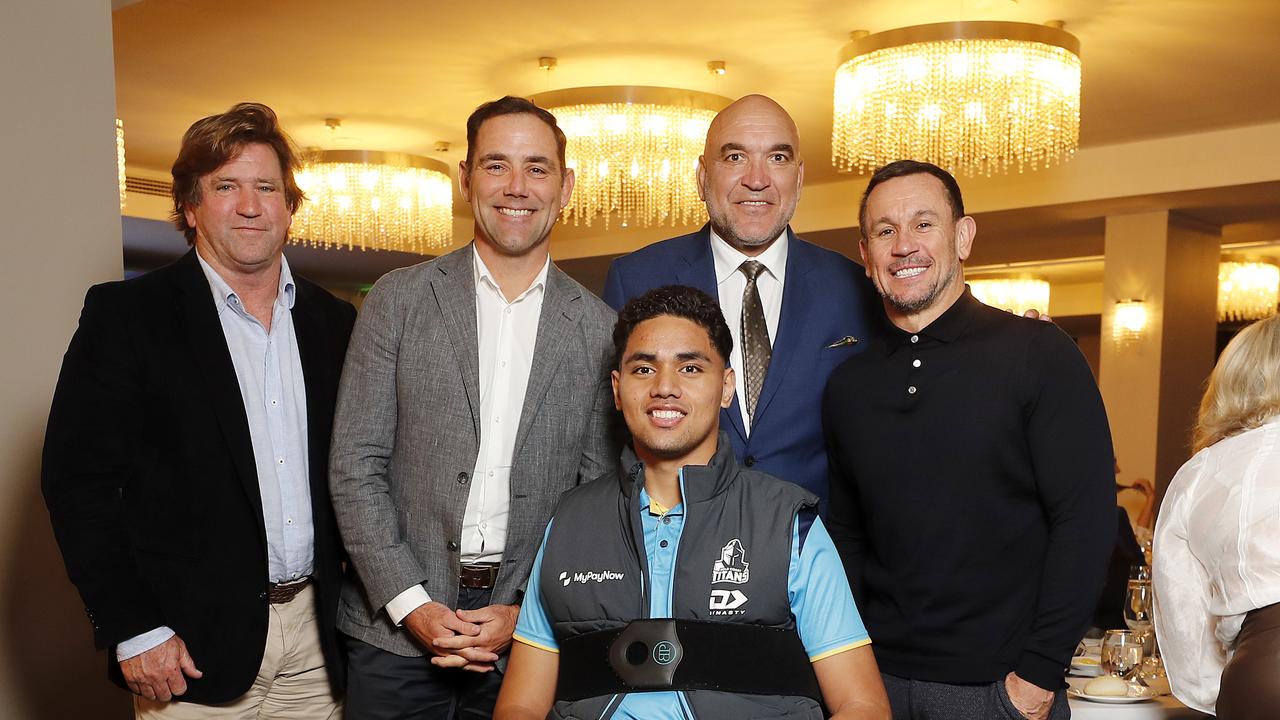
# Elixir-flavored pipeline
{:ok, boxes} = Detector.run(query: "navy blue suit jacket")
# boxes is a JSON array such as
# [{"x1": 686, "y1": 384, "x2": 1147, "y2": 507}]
[{"x1": 603, "y1": 225, "x2": 882, "y2": 511}]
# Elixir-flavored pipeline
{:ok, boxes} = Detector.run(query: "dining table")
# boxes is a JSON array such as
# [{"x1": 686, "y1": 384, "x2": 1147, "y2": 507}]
[{"x1": 1066, "y1": 677, "x2": 1209, "y2": 719}]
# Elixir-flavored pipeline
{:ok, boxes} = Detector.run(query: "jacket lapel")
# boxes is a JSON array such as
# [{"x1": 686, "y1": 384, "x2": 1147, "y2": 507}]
[
  {"x1": 513, "y1": 263, "x2": 579, "y2": 456},
  {"x1": 290, "y1": 279, "x2": 334, "y2": 520},
  {"x1": 173, "y1": 251, "x2": 266, "y2": 538},
  {"x1": 431, "y1": 246, "x2": 482, "y2": 441},
  {"x1": 752, "y1": 229, "x2": 815, "y2": 422},
  {"x1": 683, "y1": 227, "x2": 749, "y2": 444}
]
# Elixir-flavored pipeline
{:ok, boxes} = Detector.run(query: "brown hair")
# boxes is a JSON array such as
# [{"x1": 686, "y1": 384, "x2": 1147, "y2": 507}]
[
  {"x1": 170, "y1": 102, "x2": 304, "y2": 244},
  {"x1": 464, "y1": 96, "x2": 567, "y2": 172},
  {"x1": 1193, "y1": 314, "x2": 1280, "y2": 452}
]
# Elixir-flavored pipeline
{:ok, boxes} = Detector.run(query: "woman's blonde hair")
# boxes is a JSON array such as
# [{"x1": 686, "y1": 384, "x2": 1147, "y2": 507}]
[{"x1": 1194, "y1": 314, "x2": 1280, "y2": 452}]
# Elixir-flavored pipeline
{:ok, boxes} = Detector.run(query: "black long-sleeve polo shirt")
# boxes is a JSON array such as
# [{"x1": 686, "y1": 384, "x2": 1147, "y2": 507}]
[{"x1": 822, "y1": 288, "x2": 1116, "y2": 691}]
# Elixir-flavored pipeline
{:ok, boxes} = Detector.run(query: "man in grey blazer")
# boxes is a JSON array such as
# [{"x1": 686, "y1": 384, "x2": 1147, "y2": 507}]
[{"x1": 329, "y1": 96, "x2": 618, "y2": 718}]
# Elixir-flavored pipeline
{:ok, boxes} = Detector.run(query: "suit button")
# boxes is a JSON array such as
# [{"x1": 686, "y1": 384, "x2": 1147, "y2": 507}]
[
  {"x1": 447, "y1": 541, "x2": 460, "y2": 552},
  {"x1": 744, "y1": 456, "x2": 756, "y2": 467},
  {"x1": 457, "y1": 472, "x2": 470, "y2": 485},
  {"x1": 259, "y1": 591, "x2": 268, "y2": 601}
]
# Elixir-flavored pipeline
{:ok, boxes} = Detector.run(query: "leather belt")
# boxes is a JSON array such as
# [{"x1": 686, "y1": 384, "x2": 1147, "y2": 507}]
[
  {"x1": 266, "y1": 576, "x2": 312, "y2": 604},
  {"x1": 459, "y1": 563, "x2": 500, "y2": 589}
]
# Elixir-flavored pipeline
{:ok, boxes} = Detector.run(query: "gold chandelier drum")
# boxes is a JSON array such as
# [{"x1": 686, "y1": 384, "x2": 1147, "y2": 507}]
[
  {"x1": 833, "y1": 21, "x2": 1082, "y2": 177},
  {"x1": 531, "y1": 86, "x2": 732, "y2": 229},
  {"x1": 293, "y1": 150, "x2": 453, "y2": 254}
]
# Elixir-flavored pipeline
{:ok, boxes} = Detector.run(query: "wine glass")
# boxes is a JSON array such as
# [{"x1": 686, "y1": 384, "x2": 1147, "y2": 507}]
[
  {"x1": 1101, "y1": 629, "x2": 1143, "y2": 679},
  {"x1": 1125, "y1": 565, "x2": 1154, "y2": 648}
]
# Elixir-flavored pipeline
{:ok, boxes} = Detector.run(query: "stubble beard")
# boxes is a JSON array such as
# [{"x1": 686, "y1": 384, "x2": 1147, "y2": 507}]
[{"x1": 878, "y1": 261, "x2": 958, "y2": 316}]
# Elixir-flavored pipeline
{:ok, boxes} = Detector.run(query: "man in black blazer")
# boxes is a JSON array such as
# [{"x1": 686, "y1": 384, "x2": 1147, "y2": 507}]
[{"x1": 42, "y1": 103, "x2": 355, "y2": 718}]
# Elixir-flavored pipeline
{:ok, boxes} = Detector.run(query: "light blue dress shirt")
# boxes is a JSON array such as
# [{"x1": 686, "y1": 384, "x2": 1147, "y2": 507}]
[{"x1": 117, "y1": 255, "x2": 312, "y2": 661}]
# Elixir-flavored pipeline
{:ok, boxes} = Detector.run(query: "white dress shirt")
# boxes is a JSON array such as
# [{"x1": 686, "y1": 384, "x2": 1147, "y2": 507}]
[
  {"x1": 709, "y1": 228, "x2": 788, "y2": 434},
  {"x1": 1153, "y1": 416, "x2": 1280, "y2": 715},
  {"x1": 385, "y1": 247, "x2": 549, "y2": 624}
]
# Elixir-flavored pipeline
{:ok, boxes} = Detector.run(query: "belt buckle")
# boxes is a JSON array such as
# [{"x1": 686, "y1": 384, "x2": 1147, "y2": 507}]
[
  {"x1": 608, "y1": 619, "x2": 683, "y2": 689},
  {"x1": 459, "y1": 563, "x2": 499, "y2": 589},
  {"x1": 267, "y1": 576, "x2": 310, "y2": 604}
]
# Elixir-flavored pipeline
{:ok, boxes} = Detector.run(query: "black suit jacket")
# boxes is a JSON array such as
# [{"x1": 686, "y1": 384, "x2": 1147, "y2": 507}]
[{"x1": 41, "y1": 250, "x2": 355, "y2": 704}]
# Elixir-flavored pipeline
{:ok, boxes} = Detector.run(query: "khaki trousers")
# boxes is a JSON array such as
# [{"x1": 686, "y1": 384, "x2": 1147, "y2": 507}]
[{"x1": 134, "y1": 584, "x2": 341, "y2": 719}]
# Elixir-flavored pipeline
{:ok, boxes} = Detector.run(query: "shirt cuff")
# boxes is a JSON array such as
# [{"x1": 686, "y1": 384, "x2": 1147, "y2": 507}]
[
  {"x1": 116, "y1": 626, "x2": 176, "y2": 661},
  {"x1": 386, "y1": 585, "x2": 432, "y2": 626}
]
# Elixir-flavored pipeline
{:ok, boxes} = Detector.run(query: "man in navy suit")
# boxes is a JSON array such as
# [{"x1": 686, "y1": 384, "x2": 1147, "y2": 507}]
[{"x1": 603, "y1": 94, "x2": 880, "y2": 511}]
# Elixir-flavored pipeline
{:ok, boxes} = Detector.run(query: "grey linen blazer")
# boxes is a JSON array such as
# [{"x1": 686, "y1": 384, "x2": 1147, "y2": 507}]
[{"x1": 329, "y1": 244, "x2": 619, "y2": 657}]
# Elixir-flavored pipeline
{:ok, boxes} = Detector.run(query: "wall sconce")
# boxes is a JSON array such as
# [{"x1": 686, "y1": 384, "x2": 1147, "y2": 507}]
[{"x1": 1112, "y1": 299, "x2": 1147, "y2": 344}]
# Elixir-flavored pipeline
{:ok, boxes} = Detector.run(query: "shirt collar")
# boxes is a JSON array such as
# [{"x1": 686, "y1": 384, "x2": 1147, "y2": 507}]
[
  {"x1": 709, "y1": 226, "x2": 789, "y2": 286},
  {"x1": 195, "y1": 251, "x2": 295, "y2": 317},
  {"x1": 883, "y1": 285, "x2": 980, "y2": 353},
  {"x1": 472, "y1": 244, "x2": 550, "y2": 302}
]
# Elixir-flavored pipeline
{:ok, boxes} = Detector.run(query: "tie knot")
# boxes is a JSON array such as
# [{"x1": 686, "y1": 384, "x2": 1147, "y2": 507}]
[{"x1": 739, "y1": 260, "x2": 766, "y2": 283}]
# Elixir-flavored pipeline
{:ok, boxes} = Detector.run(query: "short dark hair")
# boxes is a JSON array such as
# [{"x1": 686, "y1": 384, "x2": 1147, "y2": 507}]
[
  {"x1": 858, "y1": 159, "x2": 965, "y2": 239},
  {"x1": 171, "y1": 102, "x2": 304, "y2": 244},
  {"x1": 464, "y1": 96, "x2": 567, "y2": 171},
  {"x1": 613, "y1": 286, "x2": 733, "y2": 370}
]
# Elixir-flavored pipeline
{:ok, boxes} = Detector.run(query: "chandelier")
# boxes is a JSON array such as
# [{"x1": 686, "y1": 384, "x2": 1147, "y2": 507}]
[
  {"x1": 530, "y1": 86, "x2": 731, "y2": 229},
  {"x1": 293, "y1": 149, "x2": 453, "y2": 254},
  {"x1": 969, "y1": 277, "x2": 1050, "y2": 314},
  {"x1": 116, "y1": 118, "x2": 126, "y2": 210},
  {"x1": 833, "y1": 21, "x2": 1081, "y2": 176},
  {"x1": 1218, "y1": 261, "x2": 1279, "y2": 322}
]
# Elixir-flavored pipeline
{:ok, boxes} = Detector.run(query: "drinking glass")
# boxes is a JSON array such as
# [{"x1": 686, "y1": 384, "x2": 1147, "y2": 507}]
[
  {"x1": 1101, "y1": 629, "x2": 1144, "y2": 679},
  {"x1": 1125, "y1": 565, "x2": 1155, "y2": 647}
]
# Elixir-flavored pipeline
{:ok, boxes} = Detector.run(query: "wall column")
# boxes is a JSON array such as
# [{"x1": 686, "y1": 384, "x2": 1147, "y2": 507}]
[
  {"x1": 1099, "y1": 210, "x2": 1219, "y2": 500},
  {"x1": 0, "y1": 1, "x2": 129, "y2": 717}
]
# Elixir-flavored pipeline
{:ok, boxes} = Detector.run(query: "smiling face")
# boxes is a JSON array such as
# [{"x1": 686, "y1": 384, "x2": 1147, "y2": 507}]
[
  {"x1": 612, "y1": 315, "x2": 736, "y2": 468},
  {"x1": 697, "y1": 95, "x2": 804, "y2": 256},
  {"x1": 460, "y1": 112, "x2": 574, "y2": 259},
  {"x1": 184, "y1": 142, "x2": 292, "y2": 278},
  {"x1": 859, "y1": 172, "x2": 976, "y2": 332}
]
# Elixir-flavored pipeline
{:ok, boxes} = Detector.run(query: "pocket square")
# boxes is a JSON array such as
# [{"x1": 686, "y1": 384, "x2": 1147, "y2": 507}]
[{"x1": 825, "y1": 336, "x2": 859, "y2": 348}]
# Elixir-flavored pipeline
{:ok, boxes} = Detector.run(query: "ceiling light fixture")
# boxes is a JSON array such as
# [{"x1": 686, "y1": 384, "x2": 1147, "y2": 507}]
[
  {"x1": 531, "y1": 83, "x2": 731, "y2": 229},
  {"x1": 116, "y1": 118, "x2": 127, "y2": 210},
  {"x1": 292, "y1": 119, "x2": 453, "y2": 253},
  {"x1": 969, "y1": 277, "x2": 1050, "y2": 314},
  {"x1": 833, "y1": 21, "x2": 1081, "y2": 176},
  {"x1": 1218, "y1": 260, "x2": 1279, "y2": 322}
]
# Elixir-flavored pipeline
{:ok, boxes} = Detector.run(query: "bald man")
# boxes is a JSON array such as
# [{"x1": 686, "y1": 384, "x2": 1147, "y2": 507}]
[{"x1": 603, "y1": 95, "x2": 882, "y2": 512}]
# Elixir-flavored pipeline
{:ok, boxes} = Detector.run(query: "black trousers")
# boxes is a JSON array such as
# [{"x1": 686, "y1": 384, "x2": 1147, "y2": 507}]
[
  {"x1": 882, "y1": 672, "x2": 1071, "y2": 720},
  {"x1": 344, "y1": 587, "x2": 505, "y2": 720}
]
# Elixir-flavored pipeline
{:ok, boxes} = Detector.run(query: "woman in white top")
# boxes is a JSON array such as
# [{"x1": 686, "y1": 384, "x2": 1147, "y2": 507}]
[{"x1": 1154, "y1": 313, "x2": 1280, "y2": 718}]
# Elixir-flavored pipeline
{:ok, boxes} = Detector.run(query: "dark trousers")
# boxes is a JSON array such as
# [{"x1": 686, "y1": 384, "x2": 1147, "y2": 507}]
[
  {"x1": 882, "y1": 673, "x2": 1070, "y2": 720},
  {"x1": 344, "y1": 587, "x2": 504, "y2": 720}
]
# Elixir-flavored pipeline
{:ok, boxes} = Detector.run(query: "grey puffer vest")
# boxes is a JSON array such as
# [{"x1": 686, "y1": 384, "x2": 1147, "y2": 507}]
[{"x1": 538, "y1": 434, "x2": 823, "y2": 719}]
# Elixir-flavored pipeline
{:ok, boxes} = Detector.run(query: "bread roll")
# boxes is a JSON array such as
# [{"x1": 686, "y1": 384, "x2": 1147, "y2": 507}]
[{"x1": 1084, "y1": 676, "x2": 1129, "y2": 696}]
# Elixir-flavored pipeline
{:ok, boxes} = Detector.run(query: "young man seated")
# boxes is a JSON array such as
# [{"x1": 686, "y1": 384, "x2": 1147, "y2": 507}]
[{"x1": 494, "y1": 285, "x2": 890, "y2": 720}]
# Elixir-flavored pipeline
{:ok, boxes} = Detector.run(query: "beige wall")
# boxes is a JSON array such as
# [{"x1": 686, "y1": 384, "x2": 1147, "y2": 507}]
[{"x1": 0, "y1": 1, "x2": 131, "y2": 718}]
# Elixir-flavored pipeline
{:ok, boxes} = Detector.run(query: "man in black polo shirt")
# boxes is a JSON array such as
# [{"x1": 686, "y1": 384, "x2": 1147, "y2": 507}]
[{"x1": 823, "y1": 160, "x2": 1114, "y2": 720}]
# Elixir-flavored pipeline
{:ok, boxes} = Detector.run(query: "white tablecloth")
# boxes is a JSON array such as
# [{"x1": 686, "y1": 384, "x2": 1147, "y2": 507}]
[{"x1": 1066, "y1": 677, "x2": 1209, "y2": 719}]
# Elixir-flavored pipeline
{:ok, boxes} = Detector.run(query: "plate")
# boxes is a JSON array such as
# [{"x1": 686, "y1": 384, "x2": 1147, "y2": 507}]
[
  {"x1": 1068, "y1": 686, "x2": 1159, "y2": 704},
  {"x1": 1070, "y1": 656, "x2": 1102, "y2": 677}
]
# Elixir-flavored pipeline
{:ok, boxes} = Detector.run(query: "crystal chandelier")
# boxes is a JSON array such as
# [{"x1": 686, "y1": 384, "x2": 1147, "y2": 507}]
[
  {"x1": 969, "y1": 277, "x2": 1050, "y2": 314},
  {"x1": 530, "y1": 86, "x2": 731, "y2": 229},
  {"x1": 833, "y1": 21, "x2": 1081, "y2": 176},
  {"x1": 116, "y1": 118, "x2": 126, "y2": 210},
  {"x1": 293, "y1": 150, "x2": 453, "y2": 254},
  {"x1": 1218, "y1": 261, "x2": 1279, "y2": 322}
]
